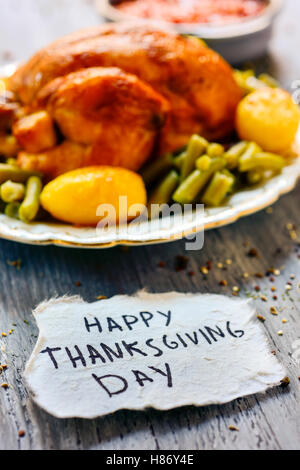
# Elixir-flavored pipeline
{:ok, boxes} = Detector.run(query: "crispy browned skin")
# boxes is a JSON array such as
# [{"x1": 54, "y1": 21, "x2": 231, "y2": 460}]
[
  {"x1": 36, "y1": 67, "x2": 169, "y2": 172},
  {"x1": 13, "y1": 110, "x2": 57, "y2": 153},
  {"x1": 17, "y1": 67, "x2": 169, "y2": 178},
  {"x1": 10, "y1": 23, "x2": 241, "y2": 156},
  {"x1": 0, "y1": 82, "x2": 20, "y2": 132},
  {"x1": 17, "y1": 141, "x2": 89, "y2": 179}
]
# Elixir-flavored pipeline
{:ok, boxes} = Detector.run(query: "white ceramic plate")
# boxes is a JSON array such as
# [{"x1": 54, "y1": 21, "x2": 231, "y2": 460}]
[{"x1": 1, "y1": 63, "x2": 300, "y2": 248}]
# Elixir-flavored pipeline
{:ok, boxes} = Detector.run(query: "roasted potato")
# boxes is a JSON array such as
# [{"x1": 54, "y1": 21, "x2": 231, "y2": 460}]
[
  {"x1": 40, "y1": 166, "x2": 147, "y2": 226},
  {"x1": 236, "y1": 88, "x2": 300, "y2": 153}
]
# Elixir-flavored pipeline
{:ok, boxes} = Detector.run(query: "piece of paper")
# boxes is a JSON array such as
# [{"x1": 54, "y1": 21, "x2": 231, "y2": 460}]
[{"x1": 25, "y1": 292, "x2": 286, "y2": 419}]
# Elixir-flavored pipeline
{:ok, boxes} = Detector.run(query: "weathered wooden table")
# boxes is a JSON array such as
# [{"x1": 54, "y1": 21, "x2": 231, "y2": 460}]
[{"x1": 0, "y1": 0, "x2": 299, "y2": 451}]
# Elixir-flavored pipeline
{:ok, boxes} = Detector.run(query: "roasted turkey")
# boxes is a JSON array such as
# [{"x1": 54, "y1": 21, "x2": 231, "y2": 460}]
[{"x1": 4, "y1": 23, "x2": 241, "y2": 178}]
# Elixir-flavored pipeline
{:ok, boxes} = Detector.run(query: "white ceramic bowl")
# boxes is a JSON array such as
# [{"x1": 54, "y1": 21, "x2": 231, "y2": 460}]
[{"x1": 95, "y1": 0, "x2": 283, "y2": 64}]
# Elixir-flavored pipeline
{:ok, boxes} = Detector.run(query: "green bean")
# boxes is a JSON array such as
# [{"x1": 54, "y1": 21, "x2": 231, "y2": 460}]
[
  {"x1": 19, "y1": 176, "x2": 42, "y2": 223},
  {"x1": 234, "y1": 70, "x2": 268, "y2": 95},
  {"x1": 235, "y1": 69, "x2": 279, "y2": 95},
  {"x1": 173, "y1": 169, "x2": 204, "y2": 204},
  {"x1": 239, "y1": 151, "x2": 285, "y2": 172},
  {"x1": 180, "y1": 134, "x2": 208, "y2": 180},
  {"x1": 1, "y1": 180, "x2": 25, "y2": 203},
  {"x1": 148, "y1": 169, "x2": 179, "y2": 206},
  {"x1": 234, "y1": 69, "x2": 255, "y2": 95},
  {"x1": 195, "y1": 155, "x2": 211, "y2": 171},
  {"x1": 224, "y1": 141, "x2": 248, "y2": 169},
  {"x1": 173, "y1": 151, "x2": 186, "y2": 170},
  {"x1": 173, "y1": 157, "x2": 226, "y2": 204},
  {"x1": 244, "y1": 76, "x2": 266, "y2": 93},
  {"x1": 148, "y1": 170, "x2": 180, "y2": 218},
  {"x1": 5, "y1": 202, "x2": 20, "y2": 219},
  {"x1": 222, "y1": 169, "x2": 236, "y2": 193},
  {"x1": 141, "y1": 153, "x2": 173, "y2": 186},
  {"x1": 238, "y1": 142, "x2": 262, "y2": 172},
  {"x1": 247, "y1": 169, "x2": 264, "y2": 185},
  {"x1": 195, "y1": 156, "x2": 226, "y2": 174},
  {"x1": 207, "y1": 143, "x2": 224, "y2": 157},
  {"x1": 258, "y1": 73, "x2": 279, "y2": 88},
  {"x1": 202, "y1": 171, "x2": 235, "y2": 207},
  {"x1": 0, "y1": 164, "x2": 43, "y2": 184}
]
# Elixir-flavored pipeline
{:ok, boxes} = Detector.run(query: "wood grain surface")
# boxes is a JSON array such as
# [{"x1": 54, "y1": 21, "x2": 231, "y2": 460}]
[{"x1": 0, "y1": 0, "x2": 299, "y2": 450}]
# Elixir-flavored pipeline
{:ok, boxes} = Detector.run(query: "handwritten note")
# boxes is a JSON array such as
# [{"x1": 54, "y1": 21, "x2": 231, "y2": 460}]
[{"x1": 25, "y1": 292, "x2": 285, "y2": 418}]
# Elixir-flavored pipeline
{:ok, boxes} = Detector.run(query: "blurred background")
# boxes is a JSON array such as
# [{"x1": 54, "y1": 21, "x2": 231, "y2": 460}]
[{"x1": 0, "y1": 0, "x2": 298, "y2": 91}]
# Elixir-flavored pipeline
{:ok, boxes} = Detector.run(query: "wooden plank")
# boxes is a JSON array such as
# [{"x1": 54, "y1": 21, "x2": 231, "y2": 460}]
[{"x1": 0, "y1": 0, "x2": 300, "y2": 450}]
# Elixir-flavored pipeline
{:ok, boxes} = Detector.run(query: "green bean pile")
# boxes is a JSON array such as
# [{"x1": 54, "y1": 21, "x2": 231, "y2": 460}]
[
  {"x1": 142, "y1": 135, "x2": 286, "y2": 213},
  {"x1": 0, "y1": 162, "x2": 43, "y2": 223},
  {"x1": 233, "y1": 70, "x2": 279, "y2": 96}
]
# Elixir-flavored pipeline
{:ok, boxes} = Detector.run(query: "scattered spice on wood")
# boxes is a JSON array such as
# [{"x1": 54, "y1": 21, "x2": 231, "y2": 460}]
[
  {"x1": 243, "y1": 272, "x2": 249, "y2": 279},
  {"x1": 228, "y1": 425, "x2": 239, "y2": 432},
  {"x1": 217, "y1": 262, "x2": 223, "y2": 269},
  {"x1": 280, "y1": 376, "x2": 290, "y2": 387},
  {"x1": 225, "y1": 259, "x2": 232, "y2": 265},
  {"x1": 247, "y1": 248, "x2": 258, "y2": 257},
  {"x1": 255, "y1": 272, "x2": 264, "y2": 278},
  {"x1": 188, "y1": 271, "x2": 195, "y2": 277},
  {"x1": 289, "y1": 230, "x2": 298, "y2": 241},
  {"x1": 96, "y1": 295, "x2": 107, "y2": 300},
  {"x1": 7, "y1": 259, "x2": 22, "y2": 270},
  {"x1": 270, "y1": 306, "x2": 278, "y2": 316},
  {"x1": 219, "y1": 280, "x2": 228, "y2": 286},
  {"x1": 158, "y1": 261, "x2": 166, "y2": 268},
  {"x1": 175, "y1": 255, "x2": 188, "y2": 272},
  {"x1": 257, "y1": 314, "x2": 266, "y2": 322},
  {"x1": 200, "y1": 266, "x2": 209, "y2": 275}
]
